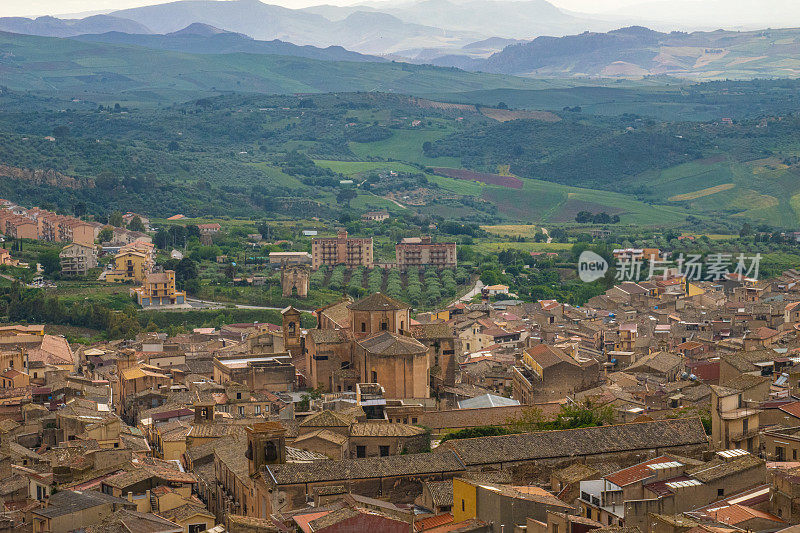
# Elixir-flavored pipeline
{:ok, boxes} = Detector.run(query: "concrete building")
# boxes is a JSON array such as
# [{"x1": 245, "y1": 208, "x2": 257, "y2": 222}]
[
  {"x1": 311, "y1": 229, "x2": 373, "y2": 269},
  {"x1": 106, "y1": 242, "x2": 155, "y2": 283},
  {"x1": 131, "y1": 270, "x2": 186, "y2": 307},
  {"x1": 31, "y1": 489, "x2": 134, "y2": 533},
  {"x1": 453, "y1": 478, "x2": 574, "y2": 533},
  {"x1": 212, "y1": 354, "x2": 296, "y2": 393},
  {"x1": 512, "y1": 344, "x2": 600, "y2": 404},
  {"x1": 268, "y1": 251, "x2": 312, "y2": 267},
  {"x1": 710, "y1": 375, "x2": 770, "y2": 452},
  {"x1": 59, "y1": 243, "x2": 98, "y2": 276},
  {"x1": 395, "y1": 236, "x2": 457, "y2": 270},
  {"x1": 362, "y1": 211, "x2": 390, "y2": 222}
]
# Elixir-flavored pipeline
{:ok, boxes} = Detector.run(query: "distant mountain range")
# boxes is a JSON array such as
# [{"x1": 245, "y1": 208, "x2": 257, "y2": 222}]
[
  {"x1": 0, "y1": 14, "x2": 151, "y2": 37},
  {"x1": 0, "y1": 30, "x2": 543, "y2": 103},
  {"x1": 435, "y1": 26, "x2": 800, "y2": 80},
  {"x1": 0, "y1": 0, "x2": 609, "y2": 58},
  {"x1": 109, "y1": 0, "x2": 483, "y2": 55},
  {"x1": 74, "y1": 23, "x2": 383, "y2": 62},
  {"x1": 3, "y1": 0, "x2": 800, "y2": 79}
]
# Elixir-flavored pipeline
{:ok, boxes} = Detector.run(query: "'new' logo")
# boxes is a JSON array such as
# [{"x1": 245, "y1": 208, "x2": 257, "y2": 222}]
[{"x1": 578, "y1": 251, "x2": 608, "y2": 283}]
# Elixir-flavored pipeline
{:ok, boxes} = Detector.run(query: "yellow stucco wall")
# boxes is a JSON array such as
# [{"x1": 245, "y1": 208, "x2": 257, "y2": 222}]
[{"x1": 453, "y1": 478, "x2": 477, "y2": 523}]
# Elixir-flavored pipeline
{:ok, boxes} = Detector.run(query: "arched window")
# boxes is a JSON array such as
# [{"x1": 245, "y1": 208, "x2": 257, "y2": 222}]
[
  {"x1": 287, "y1": 322, "x2": 296, "y2": 335},
  {"x1": 265, "y1": 441, "x2": 278, "y2": 462}
]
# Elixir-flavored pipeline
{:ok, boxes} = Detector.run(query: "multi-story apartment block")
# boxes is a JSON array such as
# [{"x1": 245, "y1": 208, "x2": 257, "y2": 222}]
[
  {"x1": 131, "y1": 270, "x2": 186, "y2": 306},
  {"x1": 59, "y1": 243, "x2": 98, "y2": 276},
  {"x1": 395, "y1": 236, "x2": 457, "y2": 270},
  {"x1": 4, "y1": 215, "x2": 38, "y2": 240},
  {"x1": 311, "y1": 229, "x2": 373, "y2": 269},
  {"x1": 106, "y1": 241, "x2": 155, "y2": 283}
]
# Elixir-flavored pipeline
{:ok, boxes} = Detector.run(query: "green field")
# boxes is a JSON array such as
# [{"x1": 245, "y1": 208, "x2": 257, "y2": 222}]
[
  {"x1": 248, "y1": 163, "x2": 307, "y2": 188},
  {"x1": 313, "y1": 160, "x2": 421, "y2": 176},
  {"x1": 471, "y1": 241, "x2": 573, "y2": 253},
  {"x1": 477, "y1": 178, "x2": 691, "y2": 226},
  {"x1": 631, "y1": 155, "x2": 800, "y2": 227},
  {"x1": 349, "y1": 129, "x2": 461, "y2": 167}
]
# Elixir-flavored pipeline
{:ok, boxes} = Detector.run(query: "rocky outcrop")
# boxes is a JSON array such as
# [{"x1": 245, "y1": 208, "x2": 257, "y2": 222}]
[{"x1": 0, "y1": 164, "x2": 94, "y2": 189}]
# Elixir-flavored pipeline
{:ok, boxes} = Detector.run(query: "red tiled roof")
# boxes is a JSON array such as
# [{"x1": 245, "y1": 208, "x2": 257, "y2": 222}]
[
  {"x1": 709, "y1": 504, "x2": 784, "y2": 525},
  {"x1": 415, "y1": 513, "x2": 454, "y2": 532},
  {"x1": 644, "y1": 475, "x2": 691, "y2": 497},
  {"x1": 605, "y1": 455, "x2": 677, "y2": 487},
  {"x1": 751, "y1": 327, "x2": 779, "y2": 340},
  {"x1": 779, "y1": 402, "x2": 800, "y2": 419},
  {"x1": 525, "y1": 344, "x2": 577, "y2": 369},
  {"x1": 677, "y1": 341, "x2": 704, "y2": 350},
  {"x1": 293, "y1": 510, "x2": 330, "y2": 533}
]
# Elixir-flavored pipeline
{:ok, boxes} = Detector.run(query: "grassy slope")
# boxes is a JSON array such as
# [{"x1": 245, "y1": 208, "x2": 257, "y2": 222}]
[
  {"x1": 349, "y1": 130, "x2": 461, "y2": 167},
  {"x1": 631, "y1": 155, "x2": 800, "y2": 226},
  {"x1": 0, "y1": 31, "x2": 550, "y2": 104}
]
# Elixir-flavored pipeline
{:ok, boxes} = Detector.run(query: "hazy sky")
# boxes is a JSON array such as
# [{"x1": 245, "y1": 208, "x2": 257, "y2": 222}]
[{"x1": 3, "y1": 0, "x2": 650, "y2": 18}]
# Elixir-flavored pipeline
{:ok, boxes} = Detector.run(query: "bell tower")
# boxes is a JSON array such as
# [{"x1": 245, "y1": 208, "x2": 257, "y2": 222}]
[
  {"x1": 281, "y1": 306, "x2": 302, "y2": 356},
  {"x1": 193, "y1": 400, "x2": 214, "y2": 423},
  {"x1": 245, "y1": 422, "x2": 287, "y2": 476},
  {"x1": 281, "y1": 266, "x2": 309, "y2": 298}
]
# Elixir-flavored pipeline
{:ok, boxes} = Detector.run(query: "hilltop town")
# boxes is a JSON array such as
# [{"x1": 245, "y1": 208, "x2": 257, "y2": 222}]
[
  {"x1": 0, "y1": 201, "x2": 795, "y2": 533},
  {"x1": 6, "y1": 17, "x2": 800, "y2": 533}
]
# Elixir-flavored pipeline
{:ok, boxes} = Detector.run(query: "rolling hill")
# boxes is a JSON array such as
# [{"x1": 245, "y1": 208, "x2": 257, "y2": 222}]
[
  {"x1": 465, "y1": 26, "x2": 800, "y2": 80},
  {"x1": 110, "y1": 0, "x2": 482, "y2": 55},
  {"x1": 0, "y1": 14, "x2": 152, "y2": 37},
  {"x1": 0, "y1": 31, "x2": 544, "y2": 104},
  {"x1": 73, "y1": 24, "x2": 384, "y2": 63}
]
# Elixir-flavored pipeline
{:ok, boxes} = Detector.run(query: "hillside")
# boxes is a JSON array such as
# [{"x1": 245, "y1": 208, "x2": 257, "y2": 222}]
[
  {"x1": 0, "y1": 15, "x2": 151, "y2": 38},
  {"x1": 74, "y1": 24, "x2": 383, "y2": 63},
  {"x1": 445, "y1": 26, "x2": 800, "y2": 80},
  {"x1": 380, "y1": 0, "x2": 612, "y2": 39},
  {"x1": 110, "y1": 0, "x2": 482, "y2": 55},
  {"x1": 0, "y1": 31, "x2": 544, "y2": 104}
]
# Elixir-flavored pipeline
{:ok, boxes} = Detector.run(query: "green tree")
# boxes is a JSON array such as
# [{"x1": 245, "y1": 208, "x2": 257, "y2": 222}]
[
  {"x1": 38, "y1": 249, "x2": 61, "y2": 276},
  {"x1": 98, "y1": 227, "x2": 113, "y2": 243},
  {"x1": 336, "y1": 188, "x2": 357, "y2": 208},
  {"x1": 108, "y1": 211, "x2": 124, "y2": 227},
  {"x1": 154, "y1": 230, "x2": 170, "y2": 250},
  {"x1": 128, "y1": 216, "x2": 145, "y2": 233},
  {"x1": 52, "y1": 125, "x2": 70, "y2": 139}
]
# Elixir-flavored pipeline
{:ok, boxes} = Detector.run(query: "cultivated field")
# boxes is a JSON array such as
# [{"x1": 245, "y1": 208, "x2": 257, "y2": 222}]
[
  {"x1": 480, "y1": 108, "x2": 561, "y2": 122},
  {"x1": 433, "y1": 168, "x2": 524, "y2": 189}
]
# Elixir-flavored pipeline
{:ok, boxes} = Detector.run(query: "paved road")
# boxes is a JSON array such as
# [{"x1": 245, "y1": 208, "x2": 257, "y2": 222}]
[{"x1": 450, "y1": 279, "x2": 484, "y2": 307}]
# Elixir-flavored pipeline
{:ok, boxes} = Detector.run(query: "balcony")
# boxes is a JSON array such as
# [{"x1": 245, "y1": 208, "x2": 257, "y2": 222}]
[{"x1": 729, "y1": 427, "x2": 760, "y2": 442}]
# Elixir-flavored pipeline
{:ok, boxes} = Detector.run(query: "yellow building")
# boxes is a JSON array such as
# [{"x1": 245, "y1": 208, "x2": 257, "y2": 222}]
[
  {"x1": 686, "y1": 281, "x2": 706, "y2": 297},
  {"x1": 453, "y1": 478, "x2": 478, "y2": 522},
  {"x1": 131, "y1": 270, "x2": 186, "y2": 307},
  {"x1": 107, "y1": 248, "x2": 154, "y2": 283},
  {"x1": 158, "y1": 503, "x2": 215, "y2": 533},
  {"x1": 152, "y1": 422, "x2": 190, "y2": 462}
]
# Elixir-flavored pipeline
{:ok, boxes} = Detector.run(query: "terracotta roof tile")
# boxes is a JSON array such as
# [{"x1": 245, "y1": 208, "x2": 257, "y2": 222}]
[
  {"x1": 415, "y1": 513, "x2": 454, "y2": 531},
  {"x1": 605, "y1": 456, "x2": 679, "y2": 487},
  {"x1": 439, "y1": 418, "x2": 708, "y2": 467}
]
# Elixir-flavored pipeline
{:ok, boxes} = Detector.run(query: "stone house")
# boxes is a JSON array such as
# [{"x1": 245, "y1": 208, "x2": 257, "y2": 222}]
[
  {"x1": 32, "y1": 490, "x2": 134, "y2": 533},
  {"x1": 512, "y1": 344, "x2": 600, "y2": 404}
]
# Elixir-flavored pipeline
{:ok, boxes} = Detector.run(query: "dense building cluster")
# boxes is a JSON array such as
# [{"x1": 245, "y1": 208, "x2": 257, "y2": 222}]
[{"x1": 2, "y1": 266, "x2": 800, "y2": 532}]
